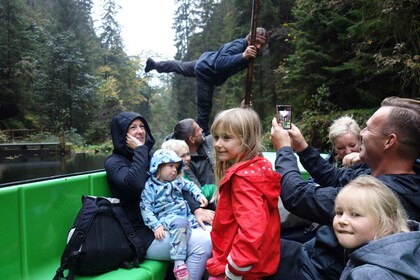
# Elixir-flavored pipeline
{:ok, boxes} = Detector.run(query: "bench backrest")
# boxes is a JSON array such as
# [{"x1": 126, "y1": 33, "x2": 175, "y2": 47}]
[{"x1": 0, "y1": 171, "x2": 110, "y2": 279}]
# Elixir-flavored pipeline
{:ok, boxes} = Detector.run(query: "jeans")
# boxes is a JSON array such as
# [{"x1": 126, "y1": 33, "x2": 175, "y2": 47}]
[{"x1": 146, "y1": 225, "x2": 212, "y2": 280}]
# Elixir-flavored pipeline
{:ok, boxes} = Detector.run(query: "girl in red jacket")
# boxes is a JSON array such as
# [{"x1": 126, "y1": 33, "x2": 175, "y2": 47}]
[{"x1": 206, "y1": 108, "x2": 281, "y2": 280}]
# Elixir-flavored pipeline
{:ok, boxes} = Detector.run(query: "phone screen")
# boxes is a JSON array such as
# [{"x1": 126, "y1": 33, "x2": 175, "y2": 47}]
[{"x1": 276, "y1": 105, "x2": 292, "y2": 129}]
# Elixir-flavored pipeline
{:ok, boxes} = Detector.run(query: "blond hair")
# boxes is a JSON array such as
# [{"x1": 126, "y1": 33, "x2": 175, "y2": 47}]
[
  {"x1": 161, "y1": 139, "x2": 189, "y2": 156},
  {"x1": 328, "y1": 116, "x2": 361, "y2": 149},
  {"x1": 210, "y1": 108, "x2": 263, "y2": 202},
  {"x1": 336, "y1": 175, "x2": 409, "y2": 239}
]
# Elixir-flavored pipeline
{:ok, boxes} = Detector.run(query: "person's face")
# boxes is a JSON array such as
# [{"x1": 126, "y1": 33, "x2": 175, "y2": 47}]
[
  {"x1": 178, "y1": 148, "x2": 191, "y2": 170},
  {"x1": 333, "y1": 194, "x2": 379, "y2": 249},
  {"x1": 128, "y1": 119, "x2": 146, "y2": 144},
  {"x1": 190, "y1": 122, "x2": 205, "y2": 146},
  {"x1": 213, "y1": 128, "x2": 241, "y2": 163},
  {"x1": 157, "y1": 162, "x2": 180, "y2": 182},
  {"x1": 359, "y1": 107, "x2": 389, "y2": 167},
  {"x1": 334, "y1": 132, "x2": 361, "y2": 161},
  {"x1": 248, "y1": 34, "x2": 268, "y2": 51}
]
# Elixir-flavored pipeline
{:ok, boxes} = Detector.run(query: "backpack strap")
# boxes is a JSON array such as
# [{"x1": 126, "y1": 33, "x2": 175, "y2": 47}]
[
  {"x1": 111, "y1": 203, "x2": 146, "y2": 267},
  {"x1": 53, "y1": 195, "x2": 99, "y2": 280}
]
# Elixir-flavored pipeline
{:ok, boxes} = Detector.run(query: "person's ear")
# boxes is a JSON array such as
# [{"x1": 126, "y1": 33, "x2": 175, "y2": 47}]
[{"x1": 384, "y1": 133, "x2": 397, "y2": 150}]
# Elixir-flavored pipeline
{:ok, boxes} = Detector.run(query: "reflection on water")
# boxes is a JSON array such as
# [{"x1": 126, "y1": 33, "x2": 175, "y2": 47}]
[{"x1": 0, "y1": 153, "x2": 110, "y2": 186}]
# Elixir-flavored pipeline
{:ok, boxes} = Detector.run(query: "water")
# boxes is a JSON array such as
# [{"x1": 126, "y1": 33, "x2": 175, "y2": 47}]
[{"x1": 0, "y1": 153, "x2": 110, "y2": 186}]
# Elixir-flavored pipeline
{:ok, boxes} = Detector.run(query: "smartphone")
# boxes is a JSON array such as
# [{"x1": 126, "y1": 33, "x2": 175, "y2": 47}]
[{"x1": 276, "y1": 105, "x2": 292, "y2": 129}]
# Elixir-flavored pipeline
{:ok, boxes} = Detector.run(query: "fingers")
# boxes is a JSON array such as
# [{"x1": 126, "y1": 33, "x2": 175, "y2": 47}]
[
  {"x1": 243, "y1": 46, "x2": 257, "y2": 60},
  {"x1": 197, "y1": 219, "x2": 206, "y2": 230}
]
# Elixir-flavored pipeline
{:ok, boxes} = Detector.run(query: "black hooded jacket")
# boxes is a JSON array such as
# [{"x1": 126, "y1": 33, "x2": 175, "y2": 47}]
[{"x1": 104, "y1": 112, "x2": 156, "y2": 249}]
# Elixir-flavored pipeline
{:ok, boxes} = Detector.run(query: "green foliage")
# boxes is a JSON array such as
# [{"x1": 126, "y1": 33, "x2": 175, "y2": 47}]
[
  {"x1": 0, "y1": 130, "x2": 10, "y2": 143},
  {"x1": 27, "y1": 128, "x2": 86, "y2": 147}
]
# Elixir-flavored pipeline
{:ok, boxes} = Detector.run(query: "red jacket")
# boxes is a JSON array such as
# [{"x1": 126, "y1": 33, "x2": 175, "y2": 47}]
[{"x1": 206, "y1": 156, "x2": 281, "y2": 279}]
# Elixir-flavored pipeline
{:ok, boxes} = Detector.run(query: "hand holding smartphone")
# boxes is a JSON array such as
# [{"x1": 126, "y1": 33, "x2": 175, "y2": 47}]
[{"x1": 276, "y1": 105, "x2": 292, "y2": 129}]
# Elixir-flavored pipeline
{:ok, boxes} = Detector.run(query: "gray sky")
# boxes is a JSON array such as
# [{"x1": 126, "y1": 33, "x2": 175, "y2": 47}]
[{"x1": 93, "y1": 0, "x2": 176, "y2": 58}]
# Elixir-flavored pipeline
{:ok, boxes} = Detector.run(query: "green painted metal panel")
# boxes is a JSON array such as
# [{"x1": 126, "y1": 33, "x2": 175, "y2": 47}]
[
  {"x1": 0, "y1": 186, "x2": 22, "y2": 280},
  {"x1": 0, "y1": 171, "x2": 169, "y2": 280}
]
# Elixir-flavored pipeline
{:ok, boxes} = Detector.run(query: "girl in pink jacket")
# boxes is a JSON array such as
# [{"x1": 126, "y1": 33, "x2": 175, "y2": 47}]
[{"x1": 206, "y1": 108, "x2": 281, "y2": 280}]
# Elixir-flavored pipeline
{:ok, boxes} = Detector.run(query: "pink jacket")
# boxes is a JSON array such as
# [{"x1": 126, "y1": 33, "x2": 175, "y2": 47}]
[{"x1": 206, "y1": 156, "x2": 281, "y2": 279}]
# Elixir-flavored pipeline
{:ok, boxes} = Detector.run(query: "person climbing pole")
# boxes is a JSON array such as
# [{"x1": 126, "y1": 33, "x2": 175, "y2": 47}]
[{"x1": 145, "y1": 27, "x2": 269, "y2": 135}]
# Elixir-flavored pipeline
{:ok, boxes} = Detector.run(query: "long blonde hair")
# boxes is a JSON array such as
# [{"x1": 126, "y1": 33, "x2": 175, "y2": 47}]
[
  {"x1": 336, "y1": 175, "x2": 409, "y2": 239},
  {"x1": 210, "y1": 108, "x2": 264, "y2": 201}
]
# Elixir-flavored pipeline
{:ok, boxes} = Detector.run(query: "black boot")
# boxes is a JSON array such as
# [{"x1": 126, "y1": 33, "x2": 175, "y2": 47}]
[{"x1": 145, "y1": 58, "x2": 155, "y2": 73}]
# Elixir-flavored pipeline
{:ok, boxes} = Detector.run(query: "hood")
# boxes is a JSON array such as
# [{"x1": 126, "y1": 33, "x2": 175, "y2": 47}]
[
  {"x1": 376, "y1": 173, "x2": 420, "y2": 221},
  {"x1": 110, "y1": 111, "x2": 155, "y2": 158},
  {"x1": 348, "y1": 220, "x2": 420, "y2": 279},
  {"x1": 149, "y1": 148, "x2": 184, "y2": 175}
]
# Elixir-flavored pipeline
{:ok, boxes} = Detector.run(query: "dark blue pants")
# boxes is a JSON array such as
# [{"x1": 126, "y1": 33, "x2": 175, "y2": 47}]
[
  {"x1": 155, "y1": 60, "x2": 214, "y2": 135},
  {"x1": 265, "y1": 239, "x2": 306, "y2": 280}
]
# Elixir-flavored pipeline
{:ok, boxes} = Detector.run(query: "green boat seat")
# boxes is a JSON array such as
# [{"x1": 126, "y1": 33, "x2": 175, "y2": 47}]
[{"x1": 0, "y1": 171, "x2": 169, "y2": 280}]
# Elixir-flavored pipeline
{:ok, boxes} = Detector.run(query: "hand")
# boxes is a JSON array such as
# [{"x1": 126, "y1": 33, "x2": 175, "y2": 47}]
[
  {"x1": 286, "y1": 124, "x2": 308, "y2": 152},
  {"x1": 242, "y1": 46, "x2": 258, "y2": 60},
  {"x1": 342, "y1": 152, "x2": 362, "y2": 167},
  {"x1": 199, "y1": 197, "x2": 208, "y2": 207},
  {"x1": 270, "y1": 118, "x2": 291, "y2": 150},
  {"x1": 126, "y1": 134, "x2": 144, "y2": 150},
  {"x1": 194, "y1": 208, "x2": 215, "y2": 229},
  {"x1": 154, "y1": 225, "x2": 165, "y2": 240}
]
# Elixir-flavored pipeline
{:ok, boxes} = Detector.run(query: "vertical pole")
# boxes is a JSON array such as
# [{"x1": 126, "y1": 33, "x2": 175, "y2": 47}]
[{"x1": 244, "y1": 0, "x2": 259, "y2": 106}]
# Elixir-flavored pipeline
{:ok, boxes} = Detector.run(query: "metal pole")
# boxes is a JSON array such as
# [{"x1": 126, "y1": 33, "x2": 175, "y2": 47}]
[{"x1": 244, "y1": 0, "x2": 259, "y2": 106}]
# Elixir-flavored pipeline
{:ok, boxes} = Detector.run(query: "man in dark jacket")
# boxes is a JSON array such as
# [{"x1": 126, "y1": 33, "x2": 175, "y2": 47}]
[
  {"x1": 268, "y1": 96, "x2": 420, "y2": 279},
  {"x1": 145, "y1": 28, "x2": 269, "y2": 135},
  {"x1": 172, "y1": 119, "x2": 215, "y2": 190}
]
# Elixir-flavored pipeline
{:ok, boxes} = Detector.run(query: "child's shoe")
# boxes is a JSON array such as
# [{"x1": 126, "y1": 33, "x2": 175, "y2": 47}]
[{"x1": 173, "y1": 263, "x2": 190, "y2": 280}]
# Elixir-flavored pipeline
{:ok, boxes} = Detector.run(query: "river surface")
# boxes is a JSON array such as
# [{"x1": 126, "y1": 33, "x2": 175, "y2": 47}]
[{"x1": 0, "y1": 153, "x2": 110, "y2": 186}]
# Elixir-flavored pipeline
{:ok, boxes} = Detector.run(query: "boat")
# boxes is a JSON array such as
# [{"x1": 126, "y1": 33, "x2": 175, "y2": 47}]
[{"x1": 0, "y1": 152, "x2": 311, "y2": 280}]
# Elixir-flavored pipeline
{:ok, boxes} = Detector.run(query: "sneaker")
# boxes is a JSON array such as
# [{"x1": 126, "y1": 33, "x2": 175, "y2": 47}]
[
  {"x1": 173, "y1": 263, "x2": 190, "y2": 280},
  {"x1": 145, "y1": 58, "x2": 155, "y2": 73}
]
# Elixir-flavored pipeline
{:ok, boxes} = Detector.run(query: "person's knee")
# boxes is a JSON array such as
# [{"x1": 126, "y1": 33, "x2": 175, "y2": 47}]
[
  {"x1": 189, "y1": 227, "x2": 212, "y2": 256},
  {"x1": 169, "y1": 217, "x2": 190, "y2": 230}
]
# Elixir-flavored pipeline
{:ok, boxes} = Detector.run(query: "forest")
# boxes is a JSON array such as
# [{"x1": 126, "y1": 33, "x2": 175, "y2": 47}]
[{"x1": 0, "y1": 0, "x2": 419, "y2": 151}]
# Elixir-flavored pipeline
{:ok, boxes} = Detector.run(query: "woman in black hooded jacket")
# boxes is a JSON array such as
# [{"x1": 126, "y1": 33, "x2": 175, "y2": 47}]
[{"x1": 104, "y1": 112, "x2": 213, "y2": 280}]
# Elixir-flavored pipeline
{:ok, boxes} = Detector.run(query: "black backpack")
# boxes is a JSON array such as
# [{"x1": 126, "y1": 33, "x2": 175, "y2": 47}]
[{"x1": 53, "y1": 195, "x2": 146, "y2": 280}]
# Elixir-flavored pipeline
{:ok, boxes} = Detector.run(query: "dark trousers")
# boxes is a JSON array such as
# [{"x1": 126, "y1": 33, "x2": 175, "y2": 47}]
[
  {"x1": 265, "y1": 239, "x2": 306, "y2": 280},
  {"x1": 155, "y1": 60, "x2": 214, "y2": 135}
]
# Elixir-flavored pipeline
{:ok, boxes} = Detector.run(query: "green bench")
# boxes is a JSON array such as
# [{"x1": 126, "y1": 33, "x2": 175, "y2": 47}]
[{"x1": 0, "y1": 171, "x2": 169, "y2": 280}]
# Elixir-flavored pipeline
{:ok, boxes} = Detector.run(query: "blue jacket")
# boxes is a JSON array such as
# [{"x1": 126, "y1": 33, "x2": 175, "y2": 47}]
[
  {"x1": 275, "y1": 146, "x2": 420, "y2": 279},
  {"x1": 297, "y1": 146, "x2": 420, "y2": 222},
  {"x1": 141, "y1": 149, "x2": 204, "y2": 231},
  {"x1": 276, "y1": 146, "x2": 420, "y2": 224},
  {"x1": 340, "y1": 220, "x2": 420, "y2": 280},
  {"x1": 195, "y1": 38, "x2": 248, "y2": 86}
]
